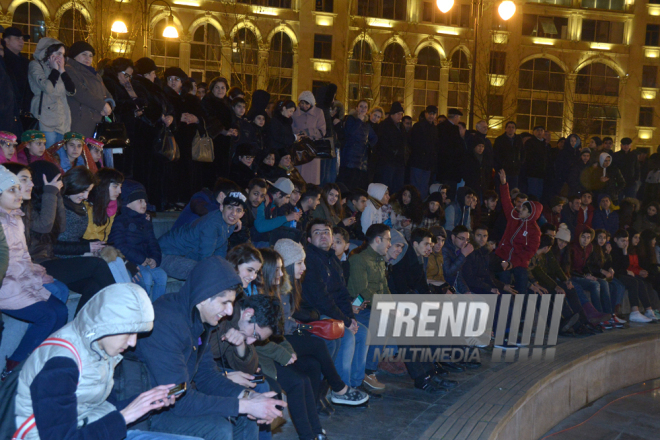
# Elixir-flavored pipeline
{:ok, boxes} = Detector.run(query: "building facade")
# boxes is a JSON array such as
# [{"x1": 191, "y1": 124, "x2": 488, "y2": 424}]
[{"x1": 1, "y1": 0, "x2": 658, "y2": 150}]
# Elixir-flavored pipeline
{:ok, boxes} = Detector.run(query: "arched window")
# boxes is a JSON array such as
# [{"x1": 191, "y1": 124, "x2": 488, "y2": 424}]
[
  {"x1": 447, "y1": 49, "x2": 469, "y2": 115},
  {"x1": 268, "y1": 31, "x2": 294, "y2": 102},
  {"x1": 12, "y1": 2, "x2": 46, "y2": 54},
  {"x1": 151, "y1": 19, "x2": 180, "y2": 69},
  {"x1": 347, "y1": 39, "x2": 373, "y2": 109},
  {"x1": 58, "y1": 8, "x2": 88, "y2": 47},
  {"x1": 573, "y1": 62, "x2": 620, "y2": 138},
  {"x1": 231, "y1": 27, "x2": 259, "y2": 96},
  {"x1": 190, "y1": 23, "x2": 222, "y2": 83},
  {"x1": 380, "y1": 43, "x2": 405, "y2": 105},
  {"x1": 413, "y1": 46, "x2": 441, "y2": 118},
  {"x1": 516, "y1": 58, "x2": 565, "y2": 133}
]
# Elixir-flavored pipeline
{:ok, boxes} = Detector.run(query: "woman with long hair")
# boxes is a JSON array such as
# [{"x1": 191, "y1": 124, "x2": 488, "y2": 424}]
[
  {"x1": 311, "y1": 183, "x2": 356, "y2": 229},
  {"x1": 390, "y1": 185, "x2": 423, "y2": 241},
  {"x1": 202, "y1": 77, "x2": 236, "y2": 184}
]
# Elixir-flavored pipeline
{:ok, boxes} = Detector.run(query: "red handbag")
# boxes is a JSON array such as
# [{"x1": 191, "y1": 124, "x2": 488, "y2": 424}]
[{"x1": 299, "y1": 319, "x2": 345, "y2": 340}]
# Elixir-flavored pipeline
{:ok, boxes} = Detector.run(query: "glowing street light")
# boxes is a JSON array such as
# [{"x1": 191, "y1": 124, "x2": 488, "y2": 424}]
[
  {"x1": 162, "y1": 15, "x2": 178, "y2": 38},
  {"x1": 436, "y1": 0, "x2": 455, "y2": 13},
  {"x1": 498, "y1": 1, "x2": 516, "y2": 20},
  {"x1": 111, "y1": 20, "x2": 128, "y2": 34}
]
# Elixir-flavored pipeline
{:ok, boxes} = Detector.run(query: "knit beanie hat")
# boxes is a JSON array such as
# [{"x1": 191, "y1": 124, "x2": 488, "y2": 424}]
[
  {"x1": 367, "y1": 183, "x2": 388, "y2": 201},
  {"x1": 121, "y1": 179, "x2": 148, "y2": 205},
  {"x1": 274, "y1": 239, "x2": 306, "y2": 268},
  {"x1": 556, "y1": 223, "x2": 571, "y2": 243},
  {"x1": 298, "y1": 91, "x2": 316, "y2": 107},
  {"x1": 134, "y1": 57, "x2": 158, "y2": 75},
  {"x1": 0, "y1": 166, "x2": 19, "y2": 193},
  {"x1": 426, "y1": 192, "x2": 444, "y2": 204},
  {"x1": 68, "y1": 41, "x2": 95, "y2": 59}
]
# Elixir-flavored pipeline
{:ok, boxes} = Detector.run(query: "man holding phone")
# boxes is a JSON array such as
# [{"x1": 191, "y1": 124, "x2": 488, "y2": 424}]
[{"x1": 134, "y1": 257, "x2": 286, "y2": 440}]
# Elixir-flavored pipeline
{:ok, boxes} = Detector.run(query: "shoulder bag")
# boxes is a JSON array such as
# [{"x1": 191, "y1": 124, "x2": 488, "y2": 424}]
[{"x1": 192, "y1": 119, "x2": 214, "y2": 162}]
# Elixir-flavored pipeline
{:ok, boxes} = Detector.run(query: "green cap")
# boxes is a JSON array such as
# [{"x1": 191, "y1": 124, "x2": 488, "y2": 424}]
[
  {"x1": 63, "y1": 132, "x2": 85, "y2": 142},
  {"x1": 21, "y1": 130, "x2": 46, "y2": 143}
]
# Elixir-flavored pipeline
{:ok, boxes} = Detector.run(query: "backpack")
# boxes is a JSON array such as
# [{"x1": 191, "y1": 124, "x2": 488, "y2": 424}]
[{"x1": 0, "y1": 360, "x2": 23, "y2": 440}]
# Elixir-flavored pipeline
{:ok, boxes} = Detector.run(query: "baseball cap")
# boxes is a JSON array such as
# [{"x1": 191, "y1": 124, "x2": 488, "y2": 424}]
[{"x1": 3, "y1": 26, "x2": 30, "y2": 40}]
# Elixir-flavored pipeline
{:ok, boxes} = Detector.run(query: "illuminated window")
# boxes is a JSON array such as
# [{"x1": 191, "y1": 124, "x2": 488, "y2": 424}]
[
  {"x1": 517, "y1": 59, "x2": 565, "y2": 132},
  {"x1": 348, "y1": 40, "x2": 374, "y2": 109},
  {"x1": 231, "y1": 28, "x2": 259, "y2": 96},
  {"x1": 380, "y1": 43, "x2": 405, "y2": 105},
  {"x1": 268, "y1": 32, "x2": 294, "y2": 102},
  {"x1": 413, "y1": 46, "x2": 441, "y2": 118},
  {"x1": 447, "y1": 50, "x2": 469, "y2": 115},
  {"x1": 357, "y1": 0, "x2": 407, "y2": 21},
  {"x1": 11, "y1": 2, "x2": 46, "y2": 55},
  {"x1": 151, "y1": 19, "x2": 180, "y2": 69},
  {"x1": 190, "y1": 24, "x2": 222, "y2": 83},
  {"x1": 58, "y1": 9, "x2": 88, "y2": 48}
]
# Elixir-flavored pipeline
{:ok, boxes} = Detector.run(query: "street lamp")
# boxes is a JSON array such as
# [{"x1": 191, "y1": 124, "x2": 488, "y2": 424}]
[
  {"x1": 112, "y1": 0, "x2": 178, "y2": 42},
  {"x1": 438, "y1": 0, "x2": 516, "y2": 128}
]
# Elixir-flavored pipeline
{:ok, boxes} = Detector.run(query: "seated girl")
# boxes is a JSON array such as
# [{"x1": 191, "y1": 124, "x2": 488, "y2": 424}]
[
  {"x1": 86, "y1": 137, "x2": 104, "y2": 169},
  {"x1": 312, "y1": 183, "x2": 356, "y2": 229},
  {"x1": 389, "y1": 185, "x2": 422, "y2": 241},
  {"x1": 416, "y1": 192, "x2": 446, "y2": 230},
  {"x1": 48, "y1": 131, "x2": 98, "y2": 173},
  {"x1": 16, "y1": 130, "x2": 58, "y2": 166},
  {"x1": 0, "y1": 132, "x2": 18, "y2": 163}
]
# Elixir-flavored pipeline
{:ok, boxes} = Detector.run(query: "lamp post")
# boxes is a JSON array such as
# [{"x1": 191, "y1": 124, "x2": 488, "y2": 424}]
[
  {"x1": 111, "y1": 0, "x2": 178, "y2": 52},
  {"x1": 437, "y1": 0, "x2": 516, "y2": 128}
]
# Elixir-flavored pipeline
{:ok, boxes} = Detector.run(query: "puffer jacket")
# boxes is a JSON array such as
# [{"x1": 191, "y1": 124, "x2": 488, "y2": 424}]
[
  {"x1": 292, "y1": 106, "x2": 326, "y2": 140},
  {"x1": 109, "y1": 208, "x2": 162, "y2": 266},
  {"x1": 14, "y1": 284, "x2": 154, "y2": 440},
  {"x1": 494, "y1": 182, "x2": 543, "y2": 269},
  {"x1": 0, "y1": 207, "x2": 53, "y2": 310},
  {"x1": 592, "y1": 207, "x2": 620, "y2": 235},
  {"x1": 82, "y1": 200, "x2": 115, "y2": 242},
  {"x1": 347, "y1": 245, "x2": 391, "y2": 303},
  {"x1": 158, "y1": 209, "x2": 235, "y2": 259},
  {"x1": 341, "y1": 114, "x2": 377, "y2": 171},
  {"x1": 28, "y1": 38, "x2": 76, "y2": 135},
  {"x1": 65, "y1": 58, "x2": 115, "y2": 138}
]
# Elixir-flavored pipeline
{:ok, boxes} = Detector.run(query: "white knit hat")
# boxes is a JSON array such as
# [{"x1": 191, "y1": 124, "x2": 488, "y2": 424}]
[
  {"x1": 298, "y1": 91, "x2": 316, "y2": 107},
  {"x1": 274, "y1": 239, "x2": 306, "y2": 268},
  {"x1": 556, "y1": 223, "x2": 571, "y2": 243},
  {"x1": 0, "y1": 166, "x2": 19, "y2": 193}
]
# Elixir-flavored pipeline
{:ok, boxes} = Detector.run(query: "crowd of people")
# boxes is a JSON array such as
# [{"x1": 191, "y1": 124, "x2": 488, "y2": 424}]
[{"x1": 2, "y1": 30, "x2": 660, "y2": 440}]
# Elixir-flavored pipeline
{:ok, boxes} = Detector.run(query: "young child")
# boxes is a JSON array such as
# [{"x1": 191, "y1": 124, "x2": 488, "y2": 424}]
[
  {"x1": 86, "y1": 137, "x2": 104, "y2": 169},
  {"x1": 0, "y1": 132, "x2": 18, "y2": 163},
  {"x1": 332, "y1": 225, "x2": 351, "y2": 282},
  {"x1": 229, "y1": 143, "x2": 258, "y2": 188},
  {"x1": 0, "y1": 165, "x2": 69, "y2": 379},
  {"x1": 17, "y1": 130, "x2": 58, "y2": 166},
  {"x1": 49, "y1": 131, "x2": 97, "y2": 172},
  {"x1": 109, "y1": 180, "x2": 168, "y2": 302}
]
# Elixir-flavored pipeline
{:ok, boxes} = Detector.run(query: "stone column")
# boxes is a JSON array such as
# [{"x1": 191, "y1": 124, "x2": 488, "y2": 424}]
[
  {"x1": 179, "y1": 31, "x2": 191, "y2": 72},
  {"x1": 292, "y1": 48, "x2": 299, "y2": 99},
  {"x1": 404, "y1": 55, "x2": 417, "y2": 115},
  {"x1": 257, "y1": 44, "x2": 269, "y2": 90},
  {"x1": 371, "y1": 52, "x2": 383, "y2": 106},
  {"x1": 221, "y1": 36, "x2": 233, "y2": 80},
  {"x1": 440, "y1": 60, "x2": 451, "y2": 116},
  {"x1": 565, "y1": 73, "x2": 577, "y2": 135}
]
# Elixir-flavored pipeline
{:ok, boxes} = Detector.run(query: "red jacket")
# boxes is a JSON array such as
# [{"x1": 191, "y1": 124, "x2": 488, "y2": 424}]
[
  {"x1": 570, "y1": 243, "x2": 592, "y2": 276},
  {"x1": 628, "y1": 254, "x2": 641, "y2": 275},
  {"x1": 575, "y1": 204, "x2": 594, "y2": 236},
  {"x1": 495, "y1": 183, "x2": 543, "y2": 268}
]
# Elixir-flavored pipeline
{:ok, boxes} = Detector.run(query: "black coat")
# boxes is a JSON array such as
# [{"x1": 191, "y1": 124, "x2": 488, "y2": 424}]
[
  {"x1": 0, "y1": 56, "x2": 22, "y2": 135},
  {"x1": 437, "y1": 120, "x2": 466, "y2": 181},
  {"x1": 102, "y1": 72, "x2": 146, "y2": 135},
  {"x1": 522, "y1": 136, "x2": 549, "y2": 179},
  {"x1": 462, "y1": 152, "x2": 490, "y2": 197},
  {"x1": 556, "y1": 145, "x2": 581, "y2": 187},
  {"x1": 269, "y1": 112, "x2": 296, "y2": 152},
  {"x1": 409, "y1": 119, "x2": 438, "y2": 171},
  {"x1": 131, "y1": 75, "x2": 175, "y2": 126},
  {"x1": 493, "y1": 133, "x2": 523, "y2": 175},
  {"x1": 374, "y1": 116, "x2": 407, "y2": 169},
  {"x1": 612, "y1": 149, "x2": 640, "y2": 188},
  {"x1": 3, "y1": 49, "x2": 32, "y2": 113},
  {"x1": 229, "y1": 160, "x2": 259, "y2": 189},
  {"x1": 390, "y1": 244, "x2": 432, "y2": 295}
]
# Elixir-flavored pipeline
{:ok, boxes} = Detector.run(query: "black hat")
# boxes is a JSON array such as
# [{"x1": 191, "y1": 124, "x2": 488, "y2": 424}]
[
  {"x1": 425, "y1": 105, "x2": 438, "y2": 114},
  {"x1": 389, "y1": 101, "x2": 404, "y2": 115},
  {"x1": 448, "y1": 108, "x2": 463, "y2": 116},
  {"x1": 121, "y1": 179, "x2": 149, "y2": 205},
  {"x1": 68, "y1": 41, "x2": 95, "y2": 59},
  {"x1": 3, "y1": 26, "x2": 29, "y2": 40},
  {"x1": 134, "y1": 57, "x2": 158, "y2": 75},
  {"x1": 163, "y1": 67, "x2": 188, "y2": 82},
  {"x1": 236, "y1": 143, "x2": 257, "y2": 157},
  {"x1": 621, "y1": 137, "x2": 633, "y2": 145}
]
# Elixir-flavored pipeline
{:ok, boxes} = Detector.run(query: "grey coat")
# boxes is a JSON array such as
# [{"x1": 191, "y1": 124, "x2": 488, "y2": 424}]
[{"x1": 65, "y1": 58, "x2": 115, "y2": 137}]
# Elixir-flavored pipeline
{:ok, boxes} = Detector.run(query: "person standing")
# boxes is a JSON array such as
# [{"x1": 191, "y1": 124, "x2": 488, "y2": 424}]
[
  {"x1": 409, "y1": 105, "x2": 439, "y2": 199},
  {"x1": 436, "y1": 108, "x2": 465, "y2": 198},
  {"x1": 520, "y1": 125, "x2": 549, "y2": 200},
  {"x1": 373, "y1": 102, "x2": 407, "y2": 194},
  {"x1": 612, "y1": 137, "x2": 639, "y2": 201},
  {"x1": 2, "y1": 27, "x2": 32, "y2": 116},
  {"x1": 0, "y1": 30, "x2": 22, "y2": 136},
  {"x1": 493, "y1": 121, "x2": 523, "y2": 191},
  {"x1": 292, "y1": 91, "x2": 326, "y2": 185},
  {"x1": 336, "y1": 100, "x2": 377, "y2": 191}
]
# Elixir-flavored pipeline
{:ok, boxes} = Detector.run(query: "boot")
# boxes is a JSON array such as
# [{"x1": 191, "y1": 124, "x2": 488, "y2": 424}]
[{"x1": 582, "y1": 302, "x2": 611, "y2": 325}]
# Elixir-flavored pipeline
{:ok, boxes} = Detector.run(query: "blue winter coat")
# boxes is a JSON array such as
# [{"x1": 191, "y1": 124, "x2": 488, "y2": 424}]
[
  {"x1": 341, "y1": 115, "x2": 377, "y2": 171},
  {"x1": 109, "y1": 207, "x2": 162, "y2": 266},
  {"x1": 172, "y1": 188, "x2": 219, "y2": 230},
  {"x1": 442, "y1": 236, "x2": 469, "y2": 293},
  {"x1": 158, "y1": 209, "x2": 235, "y2": 260},
  {"x1": 592, "y1": 208, "x2": 620, "y2": 235},
  {"x1": 135, "y1": 257, "x2": 245, "y2": 418}
]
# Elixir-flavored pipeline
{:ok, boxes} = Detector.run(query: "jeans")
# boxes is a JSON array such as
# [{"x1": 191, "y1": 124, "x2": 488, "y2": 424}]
[
  {"x1": 323, "y1": 318, "x2": 368, "y2": 387},
  {"x1": 354, "y1": 308, "x2": 397, "y2": 371},
  {"x1": 273, "y1": 362, "x2": 323, "y2": 440},
  {"x1": 43, "y1": 131, "x2": 63, "y2": 148},
  {"x1": 571, "y1": 277, "x2": 611, "y2": 313},
  {"x1": 44, "y1": 280, "x2": 69, "y2": 304},
  {"x1": 107, "y1": 258, "x2": 132, "y2": 283},
  {"x1": 150, "y1": 411, "x2": 257, "y2": 440},
  {"x1": 41, "y1": 256, "x2": 116, "y2": 315},
  {"x1": 526, "y1": 177, "x2": 544, "y2": 200},
  {"x1": 137, "y1": 265, "x2": 169, "y2": 302},
  {"x1": 375, "y1": 166, "x2": 405, "y2": 194},
  {"x1": 160, "y1": 255, "x2": 199, "y2": 280},
  {"x1": 1, "y1": 294, "x2": 68, "y2": 362},
  {"x1": 127, "y1": 430, "x2": 203, "y2": 440},
  {"x1": 609, "y1": 278, "x2": 626, "y2": 309},
  {"x1": 103, "y1": 148, "x2": 115, "y2": 168},
  {"x1": 497, "y1": 267, "x2": 529, "y2": 296},
  {"x1": 410, "y1": 168, "x2": 432, "y2": 199}
]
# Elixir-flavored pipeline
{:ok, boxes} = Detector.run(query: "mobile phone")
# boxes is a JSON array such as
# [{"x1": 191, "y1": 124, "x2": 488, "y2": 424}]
[
  {"x1": 168, "y1": 383, "x2": 187, "y2": 397},
  {"x1": 251, "y1": 374, "x2": 265, "y2": 384},
  {"x1": 352, "y1": 295, "x2": 364, "y2": 307}
]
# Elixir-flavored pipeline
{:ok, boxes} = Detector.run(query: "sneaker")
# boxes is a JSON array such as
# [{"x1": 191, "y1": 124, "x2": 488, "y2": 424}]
[
  {"x1": 600, "y1": 321, "x2": 613, "y2": 330},
  {"x1": 609, "y1": 318, "x2": 624, "y2": 329},
  {"x1": 654, "y1": 310, "x2": 660, "y2": 320},
  {"x1": 644, "y1": 309, "x2": 658, "y2": 321},
  {"x1": 612, "y1": 314, "x2": 627, "y2": 324},
  {"x1": 629, "y1": 310, "x2": 653, "y2": 323},
  {"x1": 363, "y1": 373, "x2": 386, "y2": 390},
  {"x1": 330, "y1": 387, "x2": 369, "y2": 406}
]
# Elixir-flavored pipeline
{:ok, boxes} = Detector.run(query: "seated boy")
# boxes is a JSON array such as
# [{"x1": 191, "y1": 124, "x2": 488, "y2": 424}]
[
  {"x1": 173, "y1": 178, "x2": 241, "y2": 230},
  {"x1": 332, "y1": 226, "x2": 351, "y2": 282},
  {"x1": 251, "y1": 178, "x2": 302, "y2": 246}
]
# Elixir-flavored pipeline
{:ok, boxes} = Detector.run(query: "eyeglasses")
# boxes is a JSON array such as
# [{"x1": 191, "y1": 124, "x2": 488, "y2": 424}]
[
  {"x1": 252, "y1": 323, "x2": 261, "y2": 341},
  {"x1": 121, "y1": 71, "x2": 132, "y2": 80}
]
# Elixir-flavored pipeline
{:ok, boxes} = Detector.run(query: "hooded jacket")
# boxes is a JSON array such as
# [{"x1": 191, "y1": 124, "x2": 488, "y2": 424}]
[
  {"x1": 361, "y1": 183, "x2": 388, "y2": 234},
  {"x1": 135, "y1": 257, "x2": 245, "y2": 418},
  {"x1": 172, "y1": 188, "x2": 219, "y2": 230},
  {"x1": 109, "y1": 205, "x2": 162, "y2": 267},
  {"x1": 292, "y1": 105, "x2": 326, "y2": 141},
  {"x1": 494, "y1": 182, "x2": 543, "y2": 269},
  {"x1": 15, "y1": 284, "x2": 154, "y2": 440},
  {"x1": 585, "y1": 153, "x2": 626, "y2": 200},
  {"x1": 341, "y1": 114, "x2": 377, "y2": 171},
  {"x1": 65, "y1": 58, "x2": 115, "y2": 138},
  {"x1": 28, "y1": 38, "x2": 76, "y2": 134},
  {"x1": 158, "y1": 208, "x2": 236, "y2": 260},
  {"x1": 444, "y1": 186, "x2": 474, "y2": 231}
]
